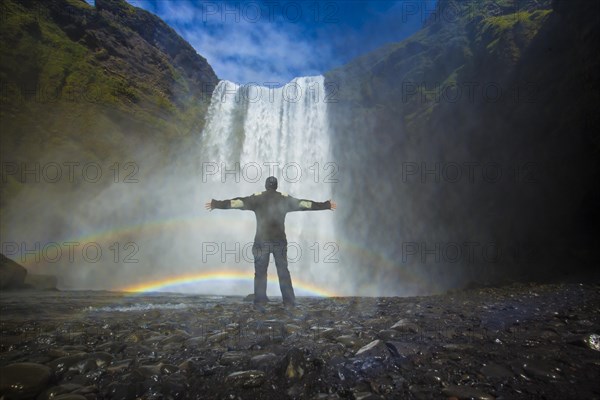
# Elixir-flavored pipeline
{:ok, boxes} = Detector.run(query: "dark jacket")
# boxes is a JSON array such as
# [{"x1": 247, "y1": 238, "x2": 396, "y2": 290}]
[{"x1": 211, "y1": 190, "x2": 331, "y2": 242}]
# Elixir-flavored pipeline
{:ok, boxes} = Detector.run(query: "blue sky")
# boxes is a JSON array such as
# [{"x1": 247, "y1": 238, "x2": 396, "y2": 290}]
[{"x1": 125, "y1": 1, "x2": 437, "y2": 84}]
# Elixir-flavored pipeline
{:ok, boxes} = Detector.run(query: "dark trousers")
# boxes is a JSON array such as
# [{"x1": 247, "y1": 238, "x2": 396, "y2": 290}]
[{"x1": 252, "y1": 241, "x2": 295, "y2": 305}]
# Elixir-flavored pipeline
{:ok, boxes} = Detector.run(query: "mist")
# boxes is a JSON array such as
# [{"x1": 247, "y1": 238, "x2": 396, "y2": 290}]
[
  {"x1": 2, "y1": 0, "x2": 598, "y2": 299},
  {"x1": 1, "y1": 76, "x2": 351, "y2": 296}
]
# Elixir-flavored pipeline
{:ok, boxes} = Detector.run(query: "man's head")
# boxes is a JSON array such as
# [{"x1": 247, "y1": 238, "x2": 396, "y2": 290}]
[{"x1": 265, "y1": 176, "x2": 278, "y2": 191}]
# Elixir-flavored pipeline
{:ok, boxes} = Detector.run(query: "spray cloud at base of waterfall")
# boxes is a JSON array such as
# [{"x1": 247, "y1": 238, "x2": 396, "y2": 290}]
[{"x1": 0, "y1": 76, "x2": 350, "y2": 297}]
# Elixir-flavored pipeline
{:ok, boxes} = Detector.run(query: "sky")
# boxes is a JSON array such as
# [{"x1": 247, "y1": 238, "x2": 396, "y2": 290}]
[{"x1": 124, "y1": 0, "x2": 437, "y2": 84}]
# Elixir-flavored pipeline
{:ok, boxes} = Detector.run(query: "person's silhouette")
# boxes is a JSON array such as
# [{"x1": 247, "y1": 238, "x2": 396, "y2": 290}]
[{"x1": 206, "y1": 176, "x2": 336, "y2": 307}]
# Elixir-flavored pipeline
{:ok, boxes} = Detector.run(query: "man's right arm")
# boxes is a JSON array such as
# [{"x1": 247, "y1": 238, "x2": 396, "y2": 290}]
[{"x1": 207, "y1": 194, "x2": 257, "y2": 210}]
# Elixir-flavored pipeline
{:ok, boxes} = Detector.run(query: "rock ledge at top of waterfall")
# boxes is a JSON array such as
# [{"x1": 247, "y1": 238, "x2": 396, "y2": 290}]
[
  {"x1": 200, "y1": 75, "x2": 333, "y2": 172},
  {"x1": 211, "y1": 76, "x2": 331, "y2": 106}
]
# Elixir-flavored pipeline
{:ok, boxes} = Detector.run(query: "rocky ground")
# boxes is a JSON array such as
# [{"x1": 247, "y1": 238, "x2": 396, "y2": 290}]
[{"x1": 1, "y1": 282, "x2": 599, "y2": 399}]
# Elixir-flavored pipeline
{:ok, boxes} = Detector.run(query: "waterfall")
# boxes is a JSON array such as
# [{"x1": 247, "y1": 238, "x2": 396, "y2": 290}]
[{"x1": 200, "y1": 76, "x2": 339, "y2": 296}]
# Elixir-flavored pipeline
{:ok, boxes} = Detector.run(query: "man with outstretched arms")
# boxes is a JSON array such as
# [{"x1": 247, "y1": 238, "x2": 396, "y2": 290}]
[{"x1": 206, "y1": 176, "x2": 336, "y2": 307}]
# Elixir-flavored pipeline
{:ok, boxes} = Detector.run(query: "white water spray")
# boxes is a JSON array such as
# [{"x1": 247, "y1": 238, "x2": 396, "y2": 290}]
[{"x1": 200, "y1": 76, "x2": 340, "y2": 296}]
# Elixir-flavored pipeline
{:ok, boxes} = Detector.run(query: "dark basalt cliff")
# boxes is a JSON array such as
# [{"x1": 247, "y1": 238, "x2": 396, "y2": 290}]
[{"x1": 326, "y1": 0, "x2": 600, "y2": 291}]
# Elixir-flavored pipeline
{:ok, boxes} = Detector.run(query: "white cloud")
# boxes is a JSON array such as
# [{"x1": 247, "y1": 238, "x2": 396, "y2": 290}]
[
  {"x1": 127, "y1": 0, "x2": 338, "y2": 84},
  {"x1": 183, "y1": 21, "x2": 334, "y2": 84}
]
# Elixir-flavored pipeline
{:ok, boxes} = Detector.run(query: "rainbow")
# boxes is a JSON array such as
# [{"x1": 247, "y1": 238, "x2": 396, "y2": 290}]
[
  {"x1": 11, "y1": 211, "x2": 439, "y2": 296},
  {"x1": 119, "y1": 269, "x2": 340, "y2": 297}
]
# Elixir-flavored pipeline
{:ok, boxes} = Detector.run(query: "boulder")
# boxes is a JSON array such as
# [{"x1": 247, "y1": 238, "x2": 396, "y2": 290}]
[
  {"x1": 0, "y1": 253, "x2": 27, "y2": 289},
  {"x1": 0, "y1": 362, "x2": 52, "y2": 399},
  {"x1": 25, "y1": 274, "x2": 58, "y2": 290}
]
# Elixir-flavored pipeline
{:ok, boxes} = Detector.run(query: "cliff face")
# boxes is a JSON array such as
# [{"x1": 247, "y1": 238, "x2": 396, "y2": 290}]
[
  {"x1": 0, "y1": 0, "x2": 218, "y2": 141},
  {"x1": 92, "y1": 0, "x2": 217, "y2": 97},
  {"x1": 0, "y1": 0, "x2": 218, "y2": 216},
  {"x1": 326, "y1": 0, "x2": 600, "y2": 292}
]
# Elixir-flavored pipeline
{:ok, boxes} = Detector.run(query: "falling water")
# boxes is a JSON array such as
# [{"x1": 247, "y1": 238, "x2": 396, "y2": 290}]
[{"x1": 200, "y1": 76, "x2": 339, "y2": 296}]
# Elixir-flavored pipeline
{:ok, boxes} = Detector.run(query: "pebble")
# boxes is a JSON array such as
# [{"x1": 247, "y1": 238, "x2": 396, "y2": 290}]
[
  {"x1": 38, "y1": 383, "x2": 83, "y2": 400},
  {"x1": 285, "y1": 323, "x2": 303, "y2": 334},
  {"x1": 522, "y1": 360, "x2": 561, "y2": 380},
  {"x1": 250, "y1": 353, "x2": 278, "y2": 368},
  {"x1": 442, "y1": 385, "x2": 495, "y2": 400},
  {"x1": 220, "y1": 351, "x2": 249, "y2": 365},
  {"x1": 49, "y1": 352, "x2": 113, "y2": 375},
  {"x1": 185, "y1": 336, "x2": 206, "y2": 347},
  {"x1": 53, "y1": 395, "x2": 88, "y2": 400},
  {"x1": 225, "y1": 370, "x2": 266, "y2": 388},
  {"x1": 1, "y1": 282, "x2": 598, "y2": 399},
  {"x1": 377, "y1": 329, "x2": 403, "y2": 340},
  {"x1": 335, "y1": 334, "x2": 360, "y2": 348},
  {"x1": 207, "y1": 331, "x2": 229, "y2": 343},
  {"x1": 584, "y1": 333, "x2": 600, "y2": 351},
  {"x1": 390, "y1": 319, "x2": 419, "y2": 333},
  {"x1": 355, "y1": 340, "x2": 387, "y2": 357},
  {"x1": 283, "y1": 348, "x2": 310, "y2": 380},
  {"x1": 480, "y1": 362, "x2": 513, "y2": 379}
]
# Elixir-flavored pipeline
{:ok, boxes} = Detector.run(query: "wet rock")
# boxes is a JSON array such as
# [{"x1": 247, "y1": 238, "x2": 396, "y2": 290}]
[
  {"x1": 49, "y1": 352, "x2": 113, "y2": 375},
  {"x1": 377, "y1": 329, "x2": 403, "y2": 341},
  {"x1": 311, "y1": 393, "x2": 340, "y2": 400},
  {"x1": 481, "y1": 363, "x2": 514, "y2": 379},
  {"x1": 47, "y1": 348, "x2": 71, "y2": 359},
  {"x1": 161, "y1": 333, "x2": 190, "y2": 345},
  {"x1": 390, "y1": 319, "x2": 419, "y2": 333},
  {"x1": 320, "y1": 343, "x2": 346, "y2": 360},
  {"x1": 384, "y1": 341, "x2": 421, "y2": 358},
  {"x1": 160, "y1": 364, "x2": 179, "y2": 374},
  {"x1": 0, "y1": 362, "x2": 52, "y2": 399},
  {"x1": 106, "y1": 359, "x2": 132, "y2": 375},
  {"x1": 569, "y1": 333, "x2": 600, "y2": 351},
  {"x1": 353, "y1": 392, "x2": 382, "y2": 400},
  {"x1": 185, "y1": 336, "x2": 206, "y2": 347},
  {"x1": 53, "y1": 395, "x2": 88, "y2": 400},
  {"x1": 72, "y1": 386, "x2": 97, "y2": 397},
  {"x1": 163, "y1": 341, "x2": 184, "y2": 351},
  {"x1": 162, "y1": 372, "x2": 188, "y2": 398},
  {"x1": 584, "y1": 333, "x2": 600, "y2": 351},
  {"x1": 178, "y1": 357, "x2": 201, "y2": 372},
  {"x1": 442, "y1": 384, "x2": 495, "y2": 400},
  {"x1": 480, "y1": 362, "x2": 513, "y2": 379},
  {"x1": 143, "y1": 335, "x2": 166, "y2": 346},
  {"x1": 2, "y1": 281, "x2": 600, "y2": 399},
  {"x1": 408, "y1": 385, "x2": 435, "y2": 400},
  {"x1": 335, "y1": 334, "x2": 360, "y2": 348},
  {"x1": 207, "y1": 331, "x2": 228, "y2": 343},
  {"x1": 123, "y1": 332, "x2": 143, "y2": 343},
  {"x1": 310, "y1": 326, "x2": 339, "y2": 339},
  {"x1": 282, "y1": 348, "x2": 311, "y2": 380},
  {"x1": 522, "y1": 360, "x2": 562, "y2": 380},
  {"x1": 355, "y1": 340, "x2": 388, "y2": 358},
  {"x1": 220, "y1": 351, "x2": 249, "y2": 365},
  {"x1": 38, "y1": 383, "x2": 83, "y2": 400},
  {"x1": 133, "y1": 364, "x2": 161, "y2": 379},
  {"x1": 285, "y1": 324, "x2": 303, "y2": 334},
  {"x1": 104, "y1": 381, "x2": 144, "y2": 400},
  {"x1": 225, "y1": 370, "x2": 265, "y2": 388},
  {"x1": 250, "y1": 353, "x2": 278, "y2": 369}
]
